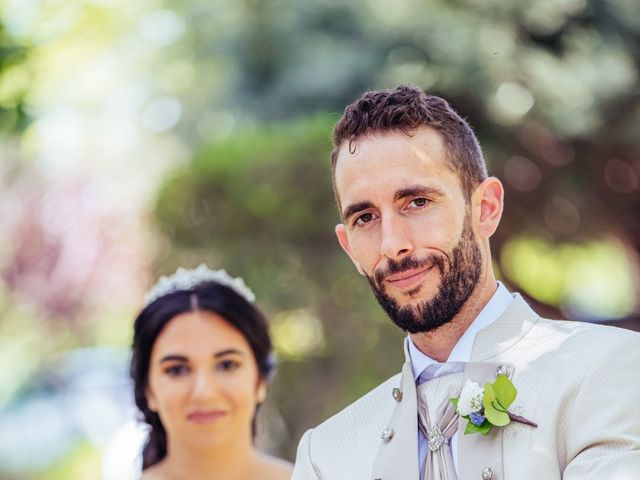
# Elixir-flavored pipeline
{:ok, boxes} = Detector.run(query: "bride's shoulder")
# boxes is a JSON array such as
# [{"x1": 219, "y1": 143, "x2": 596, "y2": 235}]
[{"x1": 254, "y1": 452, "x2": 294, "y2": 480}]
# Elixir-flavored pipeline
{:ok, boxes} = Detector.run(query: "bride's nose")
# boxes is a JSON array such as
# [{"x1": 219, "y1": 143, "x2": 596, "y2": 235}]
[{"x1": 191, "y1": 370, "x2": 217, "y2": 400}]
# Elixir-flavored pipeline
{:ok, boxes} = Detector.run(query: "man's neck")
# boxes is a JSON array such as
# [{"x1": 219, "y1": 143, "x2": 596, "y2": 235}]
[{"x1": 410, "y1": 274, "x2": 498, "y2": 362}]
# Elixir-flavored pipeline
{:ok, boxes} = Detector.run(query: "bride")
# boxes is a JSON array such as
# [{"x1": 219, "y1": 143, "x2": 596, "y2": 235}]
[{"x1": 130, "y1": 265, "x2": 293, "y2": 479}]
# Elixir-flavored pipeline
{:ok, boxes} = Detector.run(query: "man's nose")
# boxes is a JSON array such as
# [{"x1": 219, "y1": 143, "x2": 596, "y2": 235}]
[{"x1": 380, "y1": 215, "x2": 413, "y2": 260}]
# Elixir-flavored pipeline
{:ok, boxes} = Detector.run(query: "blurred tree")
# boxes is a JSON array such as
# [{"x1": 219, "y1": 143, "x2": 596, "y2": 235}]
[
  {"x1": 152, "y1": 0, "x2": 639, "y2": 458},
  {"x1": 1, "y1": 0, "x2": 635, "y2": 469},
  {"x1": 153, "y1": 117, "x2": 405, "y2": 456},
  {"x1": 0, "y1": 8, "x2": 156, "y2": 476},
  {"x1": 0, "y1": 21, "x2": 30, "y2": 140},
  {"x1": 1, "y1": 1, "x2": 156, "y2": 337},
  {"x1": 164, "y1": 0, "x2": 639, "y2": 321}
]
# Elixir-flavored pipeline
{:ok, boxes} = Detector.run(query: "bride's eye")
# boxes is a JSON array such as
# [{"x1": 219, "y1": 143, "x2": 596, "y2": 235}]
[
  {"x1": 164, "y1": 364, "x2": 190, "y2": 377},
  {"x1": 216, "y1": 359, "x2": 240, "y2": 372}
]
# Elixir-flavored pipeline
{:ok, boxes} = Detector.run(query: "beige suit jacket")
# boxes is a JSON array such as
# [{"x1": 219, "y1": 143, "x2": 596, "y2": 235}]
[{"x1": 292, "y1": 295, "x2": 640, "y2": 479}]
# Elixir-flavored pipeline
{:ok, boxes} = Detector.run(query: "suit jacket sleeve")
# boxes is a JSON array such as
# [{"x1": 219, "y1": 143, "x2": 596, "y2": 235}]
[
  {"x1": 562, "y1": 332, "x2": 640, "y2": 478},
  {"x1": 292, "y1": 429, "x2": 322, "y2": 480}
]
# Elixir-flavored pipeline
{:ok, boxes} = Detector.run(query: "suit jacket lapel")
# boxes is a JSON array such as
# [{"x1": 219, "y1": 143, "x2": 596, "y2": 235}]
[
  {"x1": 457, "y1": 294, "x2": 540, "y2": 480},
  {"x1": 471, "y1": 294, "x2": 539, "y2": 361},
  {"x1": 371, "y1": 295, "x2": 540, "y2": 480},
  {"x1": 371, "y1": 347, "x2": 420, "y2": 479},
  {"x1": 456, "y1": 361, "x2": 514, "y2": 480}
]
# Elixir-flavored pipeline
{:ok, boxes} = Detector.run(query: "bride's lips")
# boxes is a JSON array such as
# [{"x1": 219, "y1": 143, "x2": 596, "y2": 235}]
[
  {"x1": 186, "y1": 410, "x2": 227, "y2": 424},
  {"x1": 384, "y1": 266, "x2": 433, "y2": 290}
]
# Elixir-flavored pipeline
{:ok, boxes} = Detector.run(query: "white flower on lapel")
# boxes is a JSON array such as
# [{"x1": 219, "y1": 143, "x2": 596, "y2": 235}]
[
  {"x1": 451, "y1": 375, "x2": 538, "y2": 436},
  {"x1": 457, "y1": 380, "x2": 484, "y2": 416}
]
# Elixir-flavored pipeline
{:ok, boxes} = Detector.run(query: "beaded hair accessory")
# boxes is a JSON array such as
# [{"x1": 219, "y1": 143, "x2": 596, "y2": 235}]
[{"x1": 143, "y1": 264, "x2": 256, "y2": 306}]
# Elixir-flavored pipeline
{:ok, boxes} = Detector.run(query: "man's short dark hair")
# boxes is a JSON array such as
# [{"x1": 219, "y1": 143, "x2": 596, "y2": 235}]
[{"x1": 331, "y1": 85, "x2": 488, "y2": 202}]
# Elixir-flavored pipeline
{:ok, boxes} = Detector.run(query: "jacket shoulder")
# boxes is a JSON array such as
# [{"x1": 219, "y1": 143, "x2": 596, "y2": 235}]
[{"x1": 534, "y1": 316, "x2": 640, "y2": 353}]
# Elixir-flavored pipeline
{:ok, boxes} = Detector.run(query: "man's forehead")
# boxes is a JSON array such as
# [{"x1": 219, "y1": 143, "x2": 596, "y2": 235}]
[
  {"x1": 336, "y1": 126, "x2": 446, "y2": 160},
  {"x1": 333, "y1": 127, "x2": 451, "y2": 202}
]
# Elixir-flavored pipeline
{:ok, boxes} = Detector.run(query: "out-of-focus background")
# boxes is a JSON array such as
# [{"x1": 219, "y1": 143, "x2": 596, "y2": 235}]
[{"x1": 0, "y1": 0, "x2": 638, "y2": 478}]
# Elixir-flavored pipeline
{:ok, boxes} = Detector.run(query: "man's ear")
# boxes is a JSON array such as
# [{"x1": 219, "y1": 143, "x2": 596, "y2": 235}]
[
  {"x1": 335, "y1": 224, "x2": 365, "y2": 275},
  {"x1": 472, "y1": 177, "x2": 504, "y2": 239}
]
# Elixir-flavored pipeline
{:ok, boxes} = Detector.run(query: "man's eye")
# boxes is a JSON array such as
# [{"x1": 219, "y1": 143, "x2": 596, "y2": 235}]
[
  {"x1": 410, "y1": 198, "x2": 428, "y2": 208},
  {"x1": 216, "y1": 360, "x2": 240, "y2": 372},
  {"x1": 354, "y1": 212, "x2": 374, "y2": 226},
  {"x1": 164, "y1": 365, "x2": 190, "y2": 377}
]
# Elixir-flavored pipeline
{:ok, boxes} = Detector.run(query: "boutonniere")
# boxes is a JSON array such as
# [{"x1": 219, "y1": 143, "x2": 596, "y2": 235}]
[{"x1": 450, "y1": 375, "x2": 538, "y2": 435}]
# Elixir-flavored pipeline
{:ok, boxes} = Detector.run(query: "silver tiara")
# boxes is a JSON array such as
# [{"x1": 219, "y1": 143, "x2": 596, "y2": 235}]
[{"x1": 143, "y1": 264, "x2": 256, "y2": 306}]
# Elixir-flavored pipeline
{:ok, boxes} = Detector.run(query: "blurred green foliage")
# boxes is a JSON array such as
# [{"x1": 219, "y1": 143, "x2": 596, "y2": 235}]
[
  {"x1": 154, "y1": 117, "x2": 405, "y2": 455},
  {"x1": 1, "y1": 0, "x2": 639, "y2": 471},
  {"x1": 150, "y1": 0, "x2": 640, "y2": 457},
  {"x1": 0, "y1": 23, "x2": 30, "y2": 139}
]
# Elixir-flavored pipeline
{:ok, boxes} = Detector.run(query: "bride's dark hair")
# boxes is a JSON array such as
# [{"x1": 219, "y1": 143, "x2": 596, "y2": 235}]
[{"x1": 130, "y1": 280, "x2": 274, "y2": 470}]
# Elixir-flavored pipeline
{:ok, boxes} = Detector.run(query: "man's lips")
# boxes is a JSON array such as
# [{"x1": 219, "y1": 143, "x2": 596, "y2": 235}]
[
  {"x1": 383, "y1": 266, "x2": 433, "y2": 290},
  {"x1": 186, "y1": 410, "x2": 227, "y2": 424}
]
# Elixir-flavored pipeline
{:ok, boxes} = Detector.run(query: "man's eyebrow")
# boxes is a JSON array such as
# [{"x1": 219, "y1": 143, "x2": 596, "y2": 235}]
[
  {"x1": 342, "y1": 201, "x2": 374, "y2": 221},
  {"x1": 394, "y1": 185, "x2": 443, "y2": 201}
]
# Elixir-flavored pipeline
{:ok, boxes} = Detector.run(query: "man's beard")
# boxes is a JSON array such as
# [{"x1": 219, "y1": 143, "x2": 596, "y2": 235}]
[{"x1": 366, "y1": 217, "x2": 483, "y2": 334}]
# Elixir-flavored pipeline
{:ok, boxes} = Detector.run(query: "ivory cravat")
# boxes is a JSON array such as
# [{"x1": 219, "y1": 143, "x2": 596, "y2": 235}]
[{"x1": 417, "y1": 372, "x2": 464, "y2": 480}]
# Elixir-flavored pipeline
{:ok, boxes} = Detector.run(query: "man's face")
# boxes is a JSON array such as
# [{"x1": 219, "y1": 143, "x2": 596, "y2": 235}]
[{"x1": 334, "y1": 127, "x2": 483, "y2": 333}]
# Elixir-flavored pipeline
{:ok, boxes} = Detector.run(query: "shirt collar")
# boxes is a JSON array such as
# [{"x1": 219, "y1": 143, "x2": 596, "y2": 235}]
[{"x1": 407, "y1": 281, "x2": 514, "y2": 380}]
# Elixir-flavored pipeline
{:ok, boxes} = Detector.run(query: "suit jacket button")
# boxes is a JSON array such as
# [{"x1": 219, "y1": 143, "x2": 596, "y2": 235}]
[
  {"x1": 496, "y1": 365, "x2": 509, "y2": 378},
  {"x1": 481, "y1": 467, "x2": 494, "y2": 480},
  {"x1": 392, "y1": 387, "x2": 403, "y2": 402},
  {"x1": 381, "y1": 428, "x2": 394, "y2": 442}
]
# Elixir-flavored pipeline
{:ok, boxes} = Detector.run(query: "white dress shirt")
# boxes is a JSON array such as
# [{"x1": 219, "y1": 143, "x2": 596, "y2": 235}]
[{"x1": 408, "y1": 282, "x2": 514, "y2": 476}]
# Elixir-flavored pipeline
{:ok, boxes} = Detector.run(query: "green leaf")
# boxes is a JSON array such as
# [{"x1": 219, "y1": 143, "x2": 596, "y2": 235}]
[
  {"x1": 493, "y1": 374, "x2": 517, "y2": 410},
  {"x1": 464, "y1": 419, "x2": 493, "y2": 436},
  {"x1": 483, "y1": 382, "x2": 510, "y2": 426},
  {"x1": 450, "y1": 398, "x2": 459, "y2": 409},
  {"x1": 483, "y1": 382, "x2": 495, "y2": 403}
]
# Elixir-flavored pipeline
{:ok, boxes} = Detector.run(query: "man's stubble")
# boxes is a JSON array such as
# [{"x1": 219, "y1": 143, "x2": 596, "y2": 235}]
[{"x1": 366, "y1": 214, "x2": 483, "y2": 334}]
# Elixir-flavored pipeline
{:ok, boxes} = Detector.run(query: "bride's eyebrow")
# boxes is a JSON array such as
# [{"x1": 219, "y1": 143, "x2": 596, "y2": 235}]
[
  {"x1": 213, "y1": 349, "x2": 244, "y2": 358},
  {"x1": 159, "y1": 354, "x2": 188, "y2": 363}
]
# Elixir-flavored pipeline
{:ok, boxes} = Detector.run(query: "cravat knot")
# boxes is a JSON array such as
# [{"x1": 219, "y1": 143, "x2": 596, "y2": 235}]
[
  {"x1": 427, "y1": 425, "x2": 446, "y2": 452},
  {"x1": 417, "y1": 372, "x2": 464, "y2": 480}
]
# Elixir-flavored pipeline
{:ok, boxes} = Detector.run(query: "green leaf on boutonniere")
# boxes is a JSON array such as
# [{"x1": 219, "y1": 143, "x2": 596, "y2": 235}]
[
  {"x1": 493, "y1": 374, "x2": 517, "y2": 410},
  {"x1": 453, "y1": 375, "x2": 533, "y2": 436},
  {"x1": 483, "y1": 383, "x2": 510, "y2": 426},
  {"x1": 464, "y1": 419, "x2": 492, "y2": 436}
]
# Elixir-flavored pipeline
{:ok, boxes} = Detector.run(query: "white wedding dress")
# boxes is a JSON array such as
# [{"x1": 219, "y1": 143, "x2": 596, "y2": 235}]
[{"x1": 101, "y1": 419, "x2": 147, "y2": 480}]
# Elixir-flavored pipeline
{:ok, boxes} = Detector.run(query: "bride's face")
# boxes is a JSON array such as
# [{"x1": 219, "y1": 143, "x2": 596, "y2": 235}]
[{"x1": 145, "y1": 310, "x2": 267, "y2": 450}]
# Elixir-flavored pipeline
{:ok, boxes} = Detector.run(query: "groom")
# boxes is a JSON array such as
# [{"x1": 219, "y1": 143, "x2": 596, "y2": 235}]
[{"x1": 292, "y1": 85, "x2": 640, "y2": 479}]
